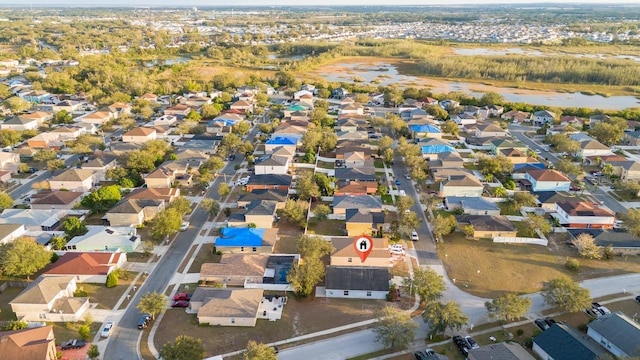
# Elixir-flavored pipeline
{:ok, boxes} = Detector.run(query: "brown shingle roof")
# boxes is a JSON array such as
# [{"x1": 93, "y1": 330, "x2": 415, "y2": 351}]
[
  {"x1": 0, "y1": 325, "x2": 56, "y2": 360},
  {"x1": 124, "y1": 127, "x2": 155, "y2": 137},
  {"x1": 49, "y1": 169, "x2": 95, "y2": 182},
  {"x1": 557, "y1": 201, "x2": 615, "y2": 217},
  {"x1": 527, "y1": 169, "x2": 570, "y2": 182},
  {"x1": 195, "y1": 288, "x2": 264, "y2": 318},
  {"x1": 45, "y1": 252, "x2": 122, "y2": 276},
  {"x1": 29, "y1": 191, "x2": 84, "y2": 205},
  {"x1": 200, "y1": 254, "x2": 269, "y2": 278}
]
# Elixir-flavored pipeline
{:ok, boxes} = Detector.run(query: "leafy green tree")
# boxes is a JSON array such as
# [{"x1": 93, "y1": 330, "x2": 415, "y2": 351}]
[
  {"x1": 149, "y1": 208, "x2": 182, "y2": 240},
  {"x1": 199, "y1": 156, "x2": 225, "y2": 175},
  {"x1": 572, "y1": 233, "x2": 603, "y2": 259},
  {"x1": 201, "y1": 103, "x2": 222, "y2": 119},
  {"x1": 624, "y1": 208, "x2": 640, "y2": 237},
  {"x1": 160, "y1": 336, "x2": 206, "y2": 360},
  {"x1": 556, "y1": 159, "x2": 583, "y2": 178},
  {"x1": 0, "y1": 192, "x2": 13, "y2": 210},
  {"x1": 201, "y1": 198, "x2": 220, "y2": 217},
  {"x1": 402, "y1": 267, "x2": 446, "y2": 305},
  {"x1": 3, "y1": 97, "x2": 30, "y2": 113},
  {"x1": 50, "y1": 235, "x2": 67, "y2": 250},
  {"x1": 46, "y1": 159, "x2": 65, "y2": 171},
  {"x1": 485, "y1": 293, "x2": 532, "y2": 322},
  {"x1": 526, "y1": 214, "x2": 552, "y2": 235},
  {"x1": 244, "y1": 341, "x2": 277, "y2": 360},
  {"x1": 297, "y1": 172, "x2": 320, "y2": 201},
  {"x1": 52, "y1": 110, "x2": 73, "y2": 124},
  {"x1": 287, "y1": 257, "x2": 325, "y2": 297},
  {"x1": 441, "y1": 120, "x2": 459, "y2": 135},
  {"x1": 431, "y1": 214, "x2": 457, "y2": 240},
  {"x1": 137, "y1": 291, "x2": 168, "y2": 320},
  {"x1": 33, "y1": 149, "x2": 57, "y2": 162},
  {"x1": 313, "y1": 204, "x2": 330, "y2": 221},
  {"x1": 282, "y1": 199, "x2": 308, "y2": 228},
  {"x1": 78, "y1": 324, "x2": 91, "y2": 340},
  {"x1": 0, "y1": 237, "x2": 51, "y2": 280},
  {"x1": 422, "y1": 301, "x2": 468, "y2": 335},
  {"x1": 62, "y1": 217, "x2": 88, "y2": 238},
  {"x1": 589, "y1": 118, "x2": 627, "y2": 145},
  {"x1": 218, "y1": 182, "x2": 231, "y2": 197},
  {"x1": 378, "y1": 136, "x2": 394, "y2": 150},
  {"x1": 0, "y1": 129, "x2": 23, "y2": 147},
  {"x1": 541, "y1": 277, "x2": 592, "y2": 312},
  {"x1": 232, "y1": 122, "x2": 251, "y2": 136},
  {"x1": 81, "y1": 185, "x2": 122, "y2": 213},
  {"x1": 478, "y1": 155, "x2": 514, "y2": 176},
  {"x1": 373, "y1": 306, "x2": 418, "y2": 350},
  {"x1": 4, "y1": 320, "x2": 27, "y2": 331},
  {"x1": 106, "y1": 271, "x2": 118, "y2": 288},
  {"x1": 314, "y1": 173, "x2": 334, "y2": 196},
  {"x1": 298, "y1": 235, "x2": 334, "y2": 259},
  {"x1": 168, "y1": 196, "x2": 192, "y2": 216},
  {"x1": 125, "y1": 150, "x2": 157, "y2": 173},
  {"x1": 87, "y1": 344, "x2": 100, "y2": 360},
  {"x1": 382, "y1": 147, "x2": 395, "y2": 164}
]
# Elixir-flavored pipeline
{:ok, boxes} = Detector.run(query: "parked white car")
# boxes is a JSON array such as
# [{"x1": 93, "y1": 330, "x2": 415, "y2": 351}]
[
  {"x1": 100, "y1": 322, "x2": 114, "y2": 338},
  {"x1": 389, "y1": 244, "x2": 405, "y2": 255},
  {"x1": 411, "y1": 230, "x2": 419, "y2": 241}
]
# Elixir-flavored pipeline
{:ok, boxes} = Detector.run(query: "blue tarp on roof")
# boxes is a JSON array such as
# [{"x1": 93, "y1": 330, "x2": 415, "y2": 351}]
[
  {"x1": 207, "y1": 119, "x2": 236, "y2": 127},
  {"x1": 287, "y1": 104, "x2": 307, "y2": 111},
  {"x1": 215, "y1": 227, "x2": 265, "y2": 247},
  {"x1": 514, "y1": 162, "x2": 546, "y2": 171},
  {"x1": 421, "y1": 145, "x2": 455, "y2": 154},
  {"x1": 266, "y1": 136, "x2": 297, "y2": 145},
  {"x1": 411, "y1": 124, "x2": 441, "y2": 133}
]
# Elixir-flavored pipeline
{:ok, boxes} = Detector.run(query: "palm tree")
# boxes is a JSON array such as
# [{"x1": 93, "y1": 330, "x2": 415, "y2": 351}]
[{"x1": 602, "y1": 163, "x2": 614, "y2": 179}]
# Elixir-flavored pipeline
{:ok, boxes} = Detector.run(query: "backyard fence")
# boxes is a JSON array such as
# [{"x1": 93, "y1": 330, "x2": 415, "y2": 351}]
[{"x1": 493, "y1": 237, "x2": 548, "y2": 246}]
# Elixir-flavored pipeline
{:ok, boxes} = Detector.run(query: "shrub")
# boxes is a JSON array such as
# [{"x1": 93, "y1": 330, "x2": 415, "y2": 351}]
[
  {"x1": 117, "y1": 269, "x2": 130, "y2": 280},
  {"x1": 106, "y1": 271, "x2": 119, "y2": 288},
  {"x1": 224, "y1": 207, "x2": 231, "y2": 217},
  {"x1": 74, "y1": 287, "x2": 89, "y2": 297},
  {"x1": 78, "y1": 324, "x2": 91, "y2": 340},
  {"x1": 565, "y1": 258, "x2": 580, "y2": 272},
  {"x1": 516, "y1": 329, "x2": 524, "y2": 336},
  {"x1": 51, "y1": 252, "x2": 59, "y2": 263}
]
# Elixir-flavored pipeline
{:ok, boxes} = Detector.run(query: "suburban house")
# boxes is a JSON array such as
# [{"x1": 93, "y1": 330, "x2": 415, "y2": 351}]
[
  {"x1": 228, "y1": 200, "x2": 278, "y2": 229},
  {"x1": 1, "y1": 116, "x2": 40, "y2": 131},
  {"x1": 445, "y1": 196, "x2": 501, "y2": 216},
  {"x1": 322, "y1": 266, "x2": 390, "y2": 300},
  {"x1": 230, "y1": 100, "x2": 254, "y2": 113},
  {"x1": 254, "y1": 154, "x2": 291, "y2": 175},
  {"x1": 144, "y1": 167, "x2": 174, "y2": 188},
  {"x1": 524, "y1": 169, "x2": 571, "y2": 192},
  {"x1": 587, "y1": 312, "x2": 640, "y2": 358},
  {"x1": 439, "y1": 174, "x2": 484, "y2": 197},
  {"x1": 10, "y1": 276, "x2": 90, "y2": 322},
  {"x1": 334, "y1": 181, "x2": 378, "y2": 197},
  {"x1": 0, "y1": 209, "x2": 63, "y2": 231},
  {"x1": 500, "y1": 148, "x2": 531, "y2": 164},
  {"x1": 0, "y1": 152, "x2": 21, "y2": 173},
  {"x1": 64, "y1": 226, "x2": 140, "y2": 253},
  {"x1": 578, "y1": 139, "x2": 612, "y2": 158},
  {"x1": 554, "y1": 201, "x2": 615, "y2": 229},
  {"x1": 245, "y1": 174, "x2": 292, "y2": 192},
  {"x1": 456, "y1": 215, "x2": 517, "y2": 239},
  {"x1": 237, "y1": 189, "x2": 288, "y2": 209},
  {"x1": 475, "y1": 123, "x2": 508, "y2": 138},
  {"x1": 410, "y1": 124, "x2": 442, "y2": 139},
  {"x1": 78, "y1": 110, "x2": 112, "y2": 125},
  {"x1": 419, "y1": 138, "x2": 456, "y2": 160},
  {"x1": 190, "y1": 287, "x2": 265, "y2": 327},
  {"x1": 345, "y1": 209, "x2": 386, "y2": 237},
  {"x1": 27, "y1": 133, "x2": 65, "y2": 149},
  {"x1": 214, "y1": 227, "x2": 278, "y2": 253},
  {"x1": 43, "y1": 252, "x2": 126, "y2": 283},
  {"x1": 200, "y1": 254, "x2": 296, "y2": 290},
  {"x1": 264, "y1": 136, "x2": 298, "y2": 153},
  {"x1": 81, "y1": 156, "x2": 117, "y2": 181},
  {"x1": 589, "y1": 114, "x2": 611, "y2": 127},
  {"x1": 332, "y1": 195, "x2": 383, "y2": 215},
  {"x1": 468, "y1": 342, "x2": 535, "y2": 360},
  {"x1": 335, "y1": 167, "x2": 377, "y2": 182},
  {"x1": 454, "y1": 113, "x2": 478, "y2": 126},
  {"x1": 427, "y1": 151, "x2": 464, "y2": 169},
  {"x1": 122, "y1": 127, "x2": 156, "y2": 144},
  {"x1": 29, "y1": 191, "x2": 84, "y2": 210},
  {"x1": 106, "y1": 198, "x2": 165, "y2": 227},
  {"x1": 330, "y1": 237, "x2": 392, "y2": 268},
  {"x1": 107, "y1": 102, "x2": 132, "y2": 117},
  {"x1": 533, "y1": 323, "x2": 605, "y2": 360},
  {"x1": 48, "y1": 169, "x2": 96, "y2": 192},
  {"x1": 0, "y1": 325, "x2": 58, "y2": 360},
  {"x1": 0, "y1": 224, "x2": 26, "y2": 245},
  {"x1": 533, "y1": 110, "x2": 556, "y2": 126},
  {"x1": 490, "y1": 139, "x2": 528, "y2": 155},
  {"x1": 49, "y1": 125, "x2": 84, "y2": 141},
  {"x1": 603, "y1": 160, "x2": 640, "y2": 180},
  {"x1": 164, "y1": 104, "x2": 191, "y2": 119}
]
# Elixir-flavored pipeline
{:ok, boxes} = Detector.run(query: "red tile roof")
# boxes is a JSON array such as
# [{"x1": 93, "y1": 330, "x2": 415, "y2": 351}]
[{"x1": 45, "y1": 252, "x2": 122, "y2": 276}]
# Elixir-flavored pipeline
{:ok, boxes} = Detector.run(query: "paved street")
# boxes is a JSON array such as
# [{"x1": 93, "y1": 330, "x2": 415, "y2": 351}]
[
  {"x1": 103, "y1": 128, "x2": 258, "y2": 360},
  {"x1": 9, "y1": 153, "x2": 81, "y2": 200}
]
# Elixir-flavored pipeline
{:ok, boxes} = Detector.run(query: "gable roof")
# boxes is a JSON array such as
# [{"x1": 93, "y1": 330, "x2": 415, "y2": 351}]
[
  {"x1": 443, "y1": 174, "x2": 483, "y2": 187},
  {"x1": 476, "y1": 123, "x2": 505, "y2": 133},
  {"x1": 345, "y1": 209, "x2": 385, "y2": 225},
  {"x1": 45, "y1": 252, "x2": 122, "y2": 276},
  {"x1": 580, "y1": 139, "x2": 609, "y2": 150},
  {"x1": 534, "y1": 323, "x2": 604, "y2": 360},
  {"x1": 446, "y1": 196, "x2": 500, "y2": 212},
  {"x1": 245, "y1": 200, "x2": 277, "y2": 216},
  {"x1": 456, "y1": 215, "x2": 516, "y2": 232},
  {"x1": 334, "y1": 167, "x2": 377, "y2": 181},
  {"x1": 0, "y1": 325, "x2": 56, "y2": 360},
  {"x1": 29, "y1": 191, "x2": 83, "y2": 205},
  {"x1": 238, "y1": 189, "x2": 288, "y2": 204},
  {"x1": 124, "y1": 127, "x2": 155, "y2": 137},
  {"x1": 246, "y1": 174, "x2": 292, "y2": 186},
  {"x1": 526, "y1": 169, "x2": 570, "y2": 182},
  {"x1": 11, "y1": 276, "x2": 74, "y2": 305},
  {"x1": 49, "y1": 169, "x2": 95, "y2": 182},
  {"x1": 126, "y1": 187, "x2": 179, "y2": 201},
  {"x1": 588, "y1": 312, "x2": 640, "y2": 356},
  {"x1": 325, "y1": 266, "x2": 390, "y2": 291},
  {"x1": 557, "y1": 201, "x2": 615, "y2": 217},
  {"x1": 194, "y1": 288, "x2": 264, "y2": 319},
  {"x1": 108, "y1": 198, "x2": 163, "y2": 214},
  {"x1": 331, "y1": 237, "x2": 388, "y2": 259},
  {"x1": 215, "y1": 227, "x2": 277, "y2": 247},
  {"x1": 469, "y1": 342, "x2": 535, "y2": 360},
  {"x1": 200, "y1": 254, "x2": 270, "y2": 278},
  {"x1": 333, "y1": 195, "x2": 382, "y2": 210}
]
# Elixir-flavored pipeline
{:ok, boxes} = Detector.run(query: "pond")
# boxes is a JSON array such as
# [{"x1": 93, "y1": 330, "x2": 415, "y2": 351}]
[
  {"x1": 314, "y1": 61, "x2": 640, "y2": 110},
  {"x1": 142, "y1": 57, "x2": 190, "y2": 67}
]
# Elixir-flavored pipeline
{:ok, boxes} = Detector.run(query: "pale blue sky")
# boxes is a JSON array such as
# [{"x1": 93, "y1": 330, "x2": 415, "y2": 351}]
[{"x1": 16, "y1": 0, "x2": 640, "y2": 7}]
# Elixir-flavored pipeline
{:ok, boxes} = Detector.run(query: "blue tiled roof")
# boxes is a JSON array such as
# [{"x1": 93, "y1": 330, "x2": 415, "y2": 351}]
[{"x1": 215, "y1": 227, "x2": 265, "y2": 247}]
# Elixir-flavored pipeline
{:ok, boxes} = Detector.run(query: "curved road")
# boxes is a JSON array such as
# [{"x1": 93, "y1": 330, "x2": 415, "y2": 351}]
[{"x1": 103, "y1": 130, "x2": 256, "y2": 360}]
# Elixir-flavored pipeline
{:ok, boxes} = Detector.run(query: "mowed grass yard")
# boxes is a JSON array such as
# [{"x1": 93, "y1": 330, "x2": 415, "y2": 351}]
[
  {"x1": 438, "y1": 232, "x2": 640, "y2": 298},
  {"x1": 154, "y1": 296, "x2": 405, "y2": 357}
]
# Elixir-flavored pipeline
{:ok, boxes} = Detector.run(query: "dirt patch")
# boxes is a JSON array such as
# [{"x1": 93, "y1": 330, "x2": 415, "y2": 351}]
[
  {"x1": 154, "y1": 296, "x2": 401, "y2": 357},
  {"x1": 127, "y1": 252, "x2": 152, "y2": 263},
  {"x1": 188, "y1": 244, "x2": 220, "y2": 273},
  {"x1": 273, "y1": 235, "x2": 299, "y2": 254}
]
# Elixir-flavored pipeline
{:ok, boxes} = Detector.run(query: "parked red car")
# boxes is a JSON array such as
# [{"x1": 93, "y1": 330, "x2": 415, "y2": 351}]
[
  {"x1": 172, "y1": 292, "x2": 192, "y2": 301},
  {"x1": 171, "y1": 300, "x2": 190, "y2": 308}
]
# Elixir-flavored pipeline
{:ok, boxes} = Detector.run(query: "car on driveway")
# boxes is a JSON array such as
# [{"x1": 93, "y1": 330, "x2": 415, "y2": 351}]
[
  {"x1": 453, "y1": 335, "x2": 469, "y2": 355},
  {"x1": 171, "y1": 300, "x2": 190, "y2": 308},
  {"x1": 535, "y1": 318, "x2": 550, "y2": 331},
  {"x1": 411, "y1": 230, "x2": 419, "y2": 241},
  {"x1": 173, "y1": 292, "x2": 192, "y2": 301},
  {"x1": 61, "y1": 339, "x2": 86, "y2": 350},
  {"x1": 544, "y1": 317, "x2": 557, "y2": 327},
  {"x1": 395, "y1": 180, "x2": 401, "y2": 186},
  {"x1": 414, "y1": 351, "x2": 428, "y2": 360},
  {"x1": 100, "y1": 322, "x2": 114, "y2": 338},
  {"x1": 465, "y1": 335, "x2": 479, "y2": 349}
]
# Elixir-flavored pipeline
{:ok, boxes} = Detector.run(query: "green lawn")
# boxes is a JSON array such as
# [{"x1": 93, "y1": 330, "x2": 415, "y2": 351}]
[
  {"x1": 307, "y1": 219, "x2": 346, "y2": 236},
  {"x1": 381, "y1": 194, "x2": 393, "y2": 204},
  {"x1": 374, "y1": 160, "x2": 385, "y2": 169}
]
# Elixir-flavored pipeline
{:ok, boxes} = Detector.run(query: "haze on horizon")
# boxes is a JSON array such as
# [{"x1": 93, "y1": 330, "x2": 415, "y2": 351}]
[{"x1": 11, "y1": 0, "x2": 640, "y2": 7}]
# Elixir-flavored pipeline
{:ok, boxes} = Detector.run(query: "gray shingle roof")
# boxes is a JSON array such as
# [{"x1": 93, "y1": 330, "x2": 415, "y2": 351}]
[
  {"x1": 333, "y1": 195, "x2": 382, "y2": 210},
  {"x1": 325, "y1": 266, "x2": 390, "y2": 291},
  {"x1": 588, "y1": 312, "x2": 640, "y2": 356},
  {"x1": 246, "y1": 174, "x2": 292, "y2": 186},
  {"x1": 533, "y1": 323, "x2": 603, "y2": 360}
]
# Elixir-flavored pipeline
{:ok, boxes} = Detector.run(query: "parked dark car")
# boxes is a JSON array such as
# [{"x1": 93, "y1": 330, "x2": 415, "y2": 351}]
[
  {"x1": 544, "y1": 317, "x2": 557, "y2": 327},
  {"x1": 636, "y1": 295, "x2": 640, "y2": 303},
  {"x1": 414, "y1": 351, "x2": 429, "y2": 360},
  {"x1": 171, "y1": 300, "x2": 190, "y2": 308},
  {"x1": 591, "y1": 302, "x2": 602, "y2": 309},
  {"x1": 61, "y1": 339, "x2": 87, "y2": 350},
  {"x1": 453, "y1": 335, "x2": 469, "y2": 355},
  {"x1": 228, "y1": 154, "x2": 236, "y2": 161},
  {"x1": 172, "y1": 292, "x2": 192, "y2": 301},
  {"x1": 137, "y1": 314, "x2": 151, "y2": 329},
  {"x1": 535, "y1": 318, "x2": 550, "y2": 331},
  {"x1": 28, "y1": 167, "x2": 38, "y2": 173}
]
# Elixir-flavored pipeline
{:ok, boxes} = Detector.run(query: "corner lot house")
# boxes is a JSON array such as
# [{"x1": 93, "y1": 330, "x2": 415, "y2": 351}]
[
  {"x1": 10, "y1": 276, "x2": 90, "y2": 322},
  {"x1": 64, "y1": 226, "x2": 140, "y2": 253},
  {"x1": 533, "y1": 323, "x2": 605, "y2": 360},
  {"x1": 456, "y1": 215, "x2": 517, "y2": 239},
  {"x1": 439, "y1": 174, "x2": 484, "y2": 197},
  {"x1": 554, "y1": 201, "x2": 615, "y2": 229},
  {"x1": 0, "y1": 325, "x2": 58, "y2": 360},
  {"x1": 587, "y1": 312, "x2": 640, "y2": 358},
  {"x1": 215, "y1": 227, "x2": 278, "y2": 253},
  {"x1": 323, "y1": 266, "x2": 390, "y2": 300},
  {"x1": 331, "y1": 237, "x2": 392, "y2": 268},
  {"x1": 43, "y1": 252, "x2": 126, "y2": 283},
  {"x1": 190, "y1": 288, "x2": 264, "y2": 327}
]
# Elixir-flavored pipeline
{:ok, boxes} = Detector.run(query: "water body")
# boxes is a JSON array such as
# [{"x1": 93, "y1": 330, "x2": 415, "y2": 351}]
[
  {"x1": 318, "y1": 62, "x2": 640, "y2": 110},
  {"x1": 142, "y1": 56, "x2": 190, "y2": 67},
  {"x1": 268, "y1": 54, "x2": 307, "y2": 61}
]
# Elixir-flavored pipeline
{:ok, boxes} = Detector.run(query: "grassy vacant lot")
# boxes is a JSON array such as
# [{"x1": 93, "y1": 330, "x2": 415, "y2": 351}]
[
  {"x1": 307, "y1": 219, "x2": 346, "y2": 236},
  {"x1": 439, "y1": 232, "x2": 640, "y2": 298},
  {"x1": 154, "y1": 296, "x2": 402, "y2": 357}
]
